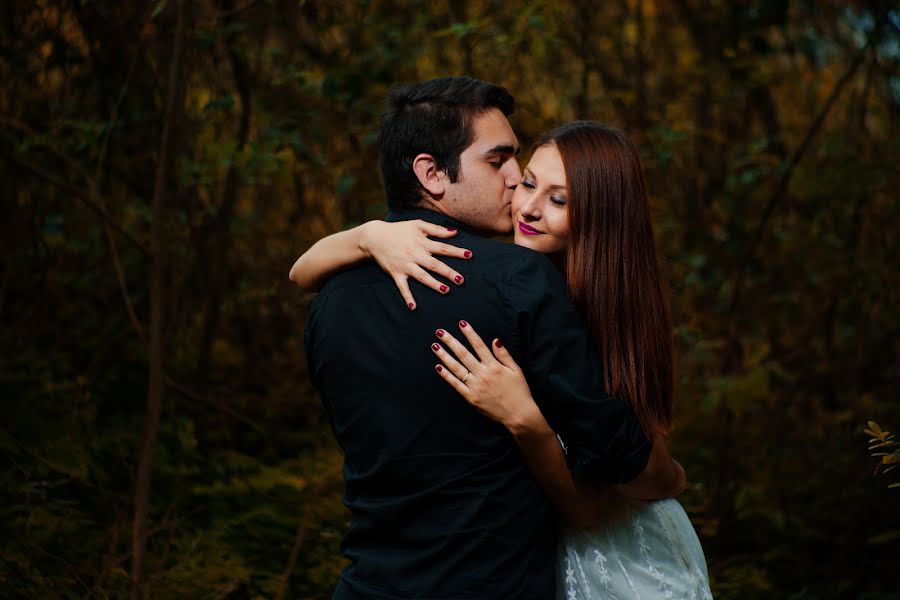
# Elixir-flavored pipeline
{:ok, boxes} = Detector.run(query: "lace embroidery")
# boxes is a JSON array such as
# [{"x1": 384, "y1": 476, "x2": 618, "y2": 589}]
[
  {"x1": 559, "y1": 502, "x2": 713, "y2": 600},
  {"x1": 573, "y1": 548, "x2": 593, "y2": 600},
  {"x1": 633, "y1": 512, "x2": 675, "y2": 599},
  {"x1": 564, "y1": 554, "x2": 579, "y2": 600},
  {"x1": 592, "y1": 549, "x2": 619, "y2": 599},
  {"x1": 607, "y1": 530, "x2": 640, "y2": 599},
  {"x1": 652, "y1": 503, "x2": 714, "y2": 600}
]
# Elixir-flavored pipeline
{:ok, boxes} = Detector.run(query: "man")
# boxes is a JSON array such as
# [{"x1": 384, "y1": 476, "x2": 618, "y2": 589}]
[{"x1": 303, "y1": 77, "x2": 682, "y2": 599}]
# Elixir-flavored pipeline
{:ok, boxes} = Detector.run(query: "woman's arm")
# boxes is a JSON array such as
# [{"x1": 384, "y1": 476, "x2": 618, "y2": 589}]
[
  {"x1": 431, "y1": 321, "x2": 685, "y2": 527},
  {"x1": 288, "y1": 220, "x2": 473, "y2": 307},
  {"x1": 430, "y1": 322, "x2": 609, "y2": 527},
  {"x1": 288, "y1": 225, "x2": 370, "y2": 291}
]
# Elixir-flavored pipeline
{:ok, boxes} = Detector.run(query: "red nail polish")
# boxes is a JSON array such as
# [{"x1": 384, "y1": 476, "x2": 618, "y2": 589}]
[
  {"x1": 495, "y1": 339, "x2": 503, "y2": 348},
  {"x1": 440, "y1": 285, "x2": 449, "y2": 293},
  {"x1": 447, "y1": 227, "x2": 456, "y2": 233},
  {"x1": 454, "y1": 275, "x2": 463, "y2": 284},
  {"x1": 436, "y1": 329, "x2": 445, "y2": 337},
  {"x1": 459, "y1": 320, "x2": 468, "y2": 328},
  {"x1": 432, "y1": 343, "x2": 440, "y2": 351},
  {"x1": 463, "y1": 250, "x2": 472, "y2": 259},
  {"x1": 435, "y1": 364, "x2": 443, "y2": 373},
  {"x1": 408, "y1": 302, "x2": 416, "y2": 310}
]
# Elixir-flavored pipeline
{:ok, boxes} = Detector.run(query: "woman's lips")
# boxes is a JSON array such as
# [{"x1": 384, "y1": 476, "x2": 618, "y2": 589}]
[{"x1": 518, "y1": 221, "x2": 543, "y2": 236}]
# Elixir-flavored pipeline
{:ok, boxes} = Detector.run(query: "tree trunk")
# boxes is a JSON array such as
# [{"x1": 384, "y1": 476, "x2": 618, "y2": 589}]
[{"x1": 130, "y1": 2, "x2": 186, "y2": 598}]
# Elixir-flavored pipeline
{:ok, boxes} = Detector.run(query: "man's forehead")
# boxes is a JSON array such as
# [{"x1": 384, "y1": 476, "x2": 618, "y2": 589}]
[{"x1": 470, "y1": 109, "x2": 519, "y2": 153}]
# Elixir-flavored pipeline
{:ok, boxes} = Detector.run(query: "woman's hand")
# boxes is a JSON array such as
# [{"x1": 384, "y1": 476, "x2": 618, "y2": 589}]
[
  {"x1": 360, "y1": 220, "x2": 473, "y2": 310},
  {"x1": 431, "y1": 320, "x2": 544, "y2": 436}
]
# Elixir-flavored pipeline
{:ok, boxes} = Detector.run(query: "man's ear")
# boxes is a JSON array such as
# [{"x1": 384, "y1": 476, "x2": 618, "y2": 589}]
[{"x1": 411, "y1": 153, "x2": 446, "y2": 198}]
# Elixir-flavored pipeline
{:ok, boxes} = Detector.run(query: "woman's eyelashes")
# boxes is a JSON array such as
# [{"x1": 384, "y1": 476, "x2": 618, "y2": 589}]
[
  {"x1": 550, "y1": 195, "x2": 567, "y2": 207},
  {"x1": 520, "y1": 178, "x2": 566, "y2": 207}
]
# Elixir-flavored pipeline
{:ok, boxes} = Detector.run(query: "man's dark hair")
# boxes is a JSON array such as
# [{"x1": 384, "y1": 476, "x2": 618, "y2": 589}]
[{"x1": 378, "y1": 76, "x2": 515, "y2": 211}]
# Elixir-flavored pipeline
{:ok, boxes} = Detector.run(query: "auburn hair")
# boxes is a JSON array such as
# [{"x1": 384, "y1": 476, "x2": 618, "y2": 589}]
[{"x1": 536, "y1": 122, "x2": 673, "y2": 439}]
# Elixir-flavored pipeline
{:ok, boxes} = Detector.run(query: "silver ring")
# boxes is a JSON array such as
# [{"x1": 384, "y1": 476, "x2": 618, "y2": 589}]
[{"x1": 462, "y1": 372, "x2": 470, "y2": 383}]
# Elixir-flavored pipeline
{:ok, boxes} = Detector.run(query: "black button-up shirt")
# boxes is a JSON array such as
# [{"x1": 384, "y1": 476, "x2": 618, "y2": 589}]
[{"x1": 304, "y1": 208, "x2": 651, "y2": 599}]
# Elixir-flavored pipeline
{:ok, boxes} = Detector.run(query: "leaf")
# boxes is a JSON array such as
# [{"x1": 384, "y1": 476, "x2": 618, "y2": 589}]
[
  {"x1": 867, "y1": 530, "x2": 900, "y2": 544},
  {"x1": 336, "y1": 174, "x2": 356, "y2": 196},
  {"x1": 151, "y1": 0, "x2": 167, "y2": 19}
]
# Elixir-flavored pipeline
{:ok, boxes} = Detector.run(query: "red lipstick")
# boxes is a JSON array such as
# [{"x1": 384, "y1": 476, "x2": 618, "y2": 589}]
[{"x1": 518, "y1": 221, "x2": 543, "y2": 236}]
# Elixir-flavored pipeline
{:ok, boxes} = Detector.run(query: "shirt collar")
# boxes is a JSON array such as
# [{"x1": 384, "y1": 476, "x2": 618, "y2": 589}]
[{"x1": 385, "y1": 207, "x2": 471, "y2": 232}]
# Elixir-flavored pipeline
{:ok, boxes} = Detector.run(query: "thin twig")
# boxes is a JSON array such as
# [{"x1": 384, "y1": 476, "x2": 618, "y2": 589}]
[
  {"x1": 105, "y1": 224, "x2": 146, "y2": 341},
  {"x1": 164, "y1": 376, "x2": 270, "y2": 443},
  {"x1": 728, "y1": 39, "x2": 872, "y2": 313},
  {"x1": 274, "y1": 488, "x2": 318, "y2": 600},
  {"x1": 0, "y1": 147, "x2": 148, "y2": 255}
]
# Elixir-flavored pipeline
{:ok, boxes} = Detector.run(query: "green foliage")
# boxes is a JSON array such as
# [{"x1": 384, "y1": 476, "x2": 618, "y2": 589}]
[
  {"x1": 1, "y1": 1, "x2": 898, "y2": 598},
  {"x1": 865, "y1": 421, "x2": 900, "y2": 489}
]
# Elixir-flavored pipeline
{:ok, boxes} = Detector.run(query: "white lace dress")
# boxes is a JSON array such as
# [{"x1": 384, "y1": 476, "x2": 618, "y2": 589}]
[{"x1": 558, "y1": 497, "x2": 713, "y2": 599}]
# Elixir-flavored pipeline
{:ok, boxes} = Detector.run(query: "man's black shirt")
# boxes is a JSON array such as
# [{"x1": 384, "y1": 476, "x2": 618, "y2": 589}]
[{"x1": 304, "y1": 208, "x2": 651, "y2": 599}]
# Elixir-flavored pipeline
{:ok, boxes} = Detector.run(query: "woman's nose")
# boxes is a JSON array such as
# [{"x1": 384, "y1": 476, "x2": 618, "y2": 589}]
[{"x1": 520, "y1": 195, "x2": 541, "y2": 219}]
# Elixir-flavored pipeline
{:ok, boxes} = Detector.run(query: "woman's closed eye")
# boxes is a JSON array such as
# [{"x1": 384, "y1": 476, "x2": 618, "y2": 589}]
[
  {"x1": 520, "y1": 178, "x2": 536, "y2": 189},
  {"x1": 550, "y1": 195, "x2": 567, "y2": 207}
]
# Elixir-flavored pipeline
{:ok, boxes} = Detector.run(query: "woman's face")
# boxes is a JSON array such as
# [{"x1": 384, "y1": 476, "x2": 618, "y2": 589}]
[{"x1": 511, "y1": 144, "x2": 569, "y2": 255}]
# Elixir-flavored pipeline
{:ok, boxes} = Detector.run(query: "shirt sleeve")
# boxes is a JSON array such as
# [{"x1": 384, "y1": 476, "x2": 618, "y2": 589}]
[{"x1": 501, "y1": 252, "x2": 652, "y2": 485}]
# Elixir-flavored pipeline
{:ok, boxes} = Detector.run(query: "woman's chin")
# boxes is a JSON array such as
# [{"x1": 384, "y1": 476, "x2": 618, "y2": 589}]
[{"x1": 513, "y1": 233, "x2": 549, "y2": 254}]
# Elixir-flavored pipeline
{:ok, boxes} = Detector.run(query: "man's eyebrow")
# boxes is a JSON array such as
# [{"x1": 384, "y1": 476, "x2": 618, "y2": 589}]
[{"x1": 483, "y1": 144, "x2": 520, "y2": 156}]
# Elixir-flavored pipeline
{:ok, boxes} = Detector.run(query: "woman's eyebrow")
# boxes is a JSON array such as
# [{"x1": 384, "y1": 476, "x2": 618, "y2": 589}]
[{"x1": 524, "y1": 168, "x2": 566, "y2": 190}]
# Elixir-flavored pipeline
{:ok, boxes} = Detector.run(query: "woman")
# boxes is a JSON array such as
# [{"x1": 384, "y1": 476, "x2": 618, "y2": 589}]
[{"x1": 291, "y1": 122, "x2": 713, "y2": 599}]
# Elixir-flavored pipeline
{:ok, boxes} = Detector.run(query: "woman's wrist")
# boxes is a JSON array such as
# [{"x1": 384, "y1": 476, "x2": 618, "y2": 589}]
[
  {"x1": 506, "y1": 400, "x2": 551, "y2": 439},
  {"x1": 357, "y1": 220, "x2": 380, "y2": 258}
]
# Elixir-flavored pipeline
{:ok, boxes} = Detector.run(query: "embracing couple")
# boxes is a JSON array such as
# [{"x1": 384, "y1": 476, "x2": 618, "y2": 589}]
[{"x1": 293, "y1": 76, "x2": 713, "y2": 599}]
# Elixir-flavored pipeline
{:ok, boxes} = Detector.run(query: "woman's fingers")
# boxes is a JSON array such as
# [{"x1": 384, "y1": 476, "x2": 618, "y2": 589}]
[
  {"x1": 427, "y1": 240, "x2": 473, "y2": 261},
  {"x1": 490, "y1": 338, "x2": 520, "y2": 372},
  {"x1": 433, "y1": 362, "x2": 472, "y2": 400},
  {"x1": 418, "y1": 220, "x2": 459, "y2": 239},
  {"x1": 456, "y1": 320, "x2": 494, "y2": 363},
  {"x1": 422, "y1": 256, "x2": 465, "y2": 287},
  {"x1": 391, "y1": 275, "x2": 417, "y2": 311},
  {"x1": 431, "y1": 340, "x2": 470, "y2": 382},
  {"x1": 434, "y1": 329, "x2": 482, "y2": 373},
  {"x1": 407, "y1": 265, "x2": 452, "y2": 296}
]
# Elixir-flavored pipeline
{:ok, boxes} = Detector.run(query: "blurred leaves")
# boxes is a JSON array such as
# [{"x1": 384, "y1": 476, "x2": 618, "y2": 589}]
[{"x1": 1, "y1": 1, "x2": 898, "y2": 598}]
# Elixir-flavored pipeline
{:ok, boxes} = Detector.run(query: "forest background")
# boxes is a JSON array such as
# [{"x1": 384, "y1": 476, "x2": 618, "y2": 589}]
[{"x1": 1, "y1": 1, "x2": 898, "y2": 598}]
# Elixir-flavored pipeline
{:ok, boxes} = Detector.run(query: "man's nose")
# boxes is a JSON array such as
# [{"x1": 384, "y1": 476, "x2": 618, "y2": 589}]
[{"x1": 504, "y1": 161, "x2": 522, "y2": 187}]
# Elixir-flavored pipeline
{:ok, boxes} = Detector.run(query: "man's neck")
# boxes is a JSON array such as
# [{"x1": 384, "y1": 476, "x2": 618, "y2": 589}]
[{"x1": 417, "y1": 198, "x2": 453, "y2": 219}]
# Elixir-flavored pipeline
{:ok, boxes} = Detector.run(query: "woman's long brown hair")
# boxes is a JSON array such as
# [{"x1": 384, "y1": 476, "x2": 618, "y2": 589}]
[{"x1": 537, "y1": 122, "x2": 673, "y2": 438}]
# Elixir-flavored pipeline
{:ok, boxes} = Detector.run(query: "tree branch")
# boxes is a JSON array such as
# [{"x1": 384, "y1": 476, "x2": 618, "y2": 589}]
[
  {"x1": 728, "y1": 39, "x2": 872, "y2": 313},
  {"x1": 0, "y1": 146, "x2": 148, "y2": 255}
]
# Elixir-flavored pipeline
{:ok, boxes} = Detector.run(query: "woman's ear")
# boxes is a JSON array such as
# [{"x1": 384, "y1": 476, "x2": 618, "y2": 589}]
[{"x1": 411, "y1": 153, "x2": 446, "y2": 198}]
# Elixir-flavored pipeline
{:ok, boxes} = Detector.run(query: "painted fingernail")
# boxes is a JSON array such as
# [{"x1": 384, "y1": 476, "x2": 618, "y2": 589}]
[
  {"x1": 440, "y1": 285, "x2": 449, "y2": 293},
  {"x1": 463, "y1": 250, "x2": 472, "y2": 259},
  {"x1": 435, "y1": 364, "x2": 443, "y2": 373},
  {"x1": 432, "y1": 343, "x2": 441, "y2": 351},
  {"x1": 447, "y1": 227, "x2": 456, "y2": 233},
  {"x1": 459, "y1": 320, "x2": 468, "y2": 328},
  {"x1": 495, "y1": 339, "x2": 503, "y2": 348},
  {"x1": 454, "y1": 275, "x2": 463, "y2": 284},
  {"x1": 408, "y1": 302, "x2": 416, "y2": 310},
  {"x1": 436, "y1": 329, "x2": 445, "y2": 337}
]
